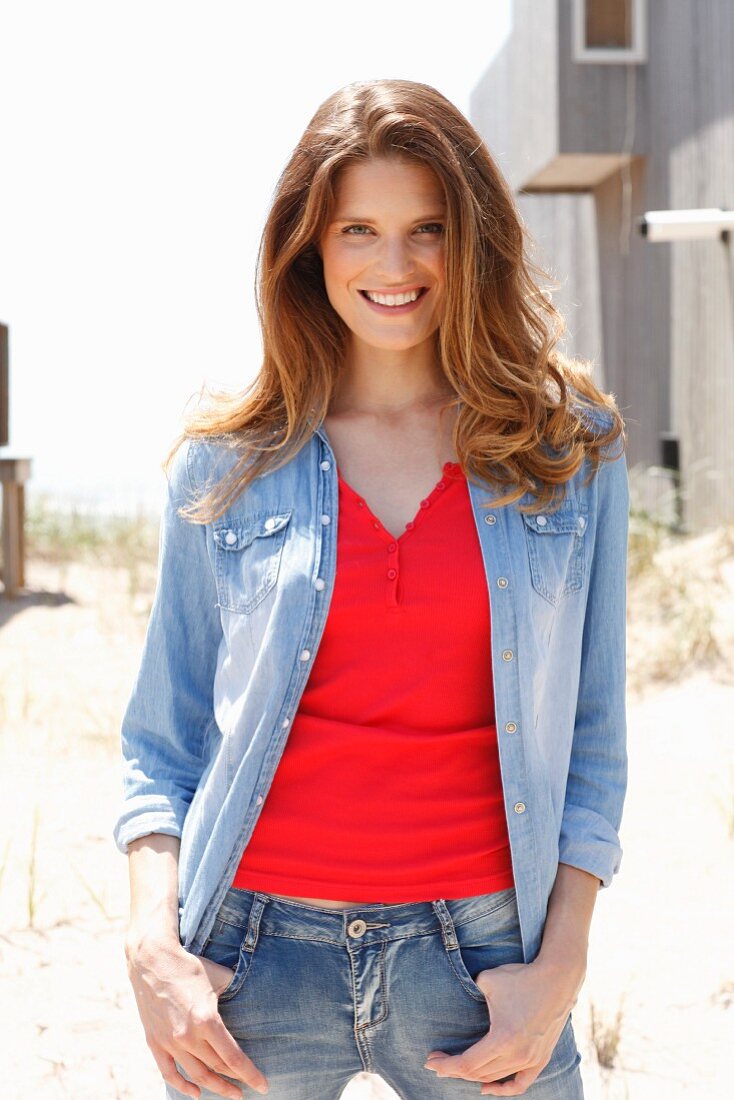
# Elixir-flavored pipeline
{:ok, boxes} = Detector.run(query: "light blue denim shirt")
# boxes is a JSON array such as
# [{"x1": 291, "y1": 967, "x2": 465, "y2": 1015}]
[{"x1": 113, "y1": 405, "x2": 630, "y2": 966}]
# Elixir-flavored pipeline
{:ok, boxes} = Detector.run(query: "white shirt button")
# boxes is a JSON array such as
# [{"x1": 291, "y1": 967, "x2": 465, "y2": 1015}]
[
  {"x1": 282, "y1": 717, "x2": 290, "y2": 727},
  {"x1": 264, "y1": 517, "x2": 276, "y2": 530},
  {"x1": 497, "y1": 577, "x2": 508, "y2": 588},
  {"x1": 578, "y1": 516, "x2": 586, "y2": 529},
  {"x1": 225, "y1": 530, "x2": 237, "y2": 545},
  {"x1": 514, "y1": 802, "x2": 526, "y2": 813},
  {"x1": 505, "y1": 721, "x2": 518, "y2": 733},
  {"x1": 321, "y1": 514, "x2": 331, "y2": 525},
  {"x1": 256, "y1": 795, "x2": 263, "y2": 805},
  {"x1": 502, "y1": 649, "x2": 514, "y2": 661},
  {"x1": 484, "y1": 514, "x2": 496, "y2": 525},
  {"x1": 536, "y1": 515, "x2": 547, "y2": 526},
  {"x1": 300, "y1": 649, "x2": 311, "y2": 661},
  {"x1": 314, "y1": 578, "x2": 325, "y2": 590},
  {"x1": 320, "y1": 460, "x2": 331, "y2": 470}
]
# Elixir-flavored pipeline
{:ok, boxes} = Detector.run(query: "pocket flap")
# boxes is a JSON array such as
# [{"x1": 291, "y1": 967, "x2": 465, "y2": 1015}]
[
  {"x1": 522, "y1": 506, "x2": 587, "y2": 535},
  {"x1": 214, "y1": 511, "x2": 292, "y2": 551}
]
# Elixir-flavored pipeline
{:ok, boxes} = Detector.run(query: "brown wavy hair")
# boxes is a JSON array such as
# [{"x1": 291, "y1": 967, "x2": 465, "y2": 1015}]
[{"x1": 166, "y1": 78, "x2": 626, "y2": 522}]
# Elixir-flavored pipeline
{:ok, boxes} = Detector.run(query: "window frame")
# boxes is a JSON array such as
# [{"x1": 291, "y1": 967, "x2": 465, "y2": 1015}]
[{"x1": 572, "y1": 0, "x2": 647, "y2": 64}]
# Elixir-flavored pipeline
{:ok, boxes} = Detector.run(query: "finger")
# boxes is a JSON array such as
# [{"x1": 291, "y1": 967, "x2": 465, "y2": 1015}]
[
  {"x1": 200, "y1": 1034, "x2": 268, "y2": 1092},
  {"x1": 200, "y1": 955, "x2": 238, "y2": 997},
  {"x1": 207, "y1": 1022, "x2": 269, "y2": 1094},
  {"x1": 154, "y1": 1050, "x2": 201, "y2": 1099},
  {"x1": 427, "y1": 1049, "x2": 523, "y2": 1085},
  {"x1": 199, "y1": 1040, "x2": 240, "y2": 1075},
  {"x1": 175, "y1": 1047, "x2": 253, "y2": 1100},
  {"x1": 480, "y1": 1068, "x2": 538, "y2": 1095},
  {"x1": 424, "y1": 1034, "x2": 498, "y2": 1080}
]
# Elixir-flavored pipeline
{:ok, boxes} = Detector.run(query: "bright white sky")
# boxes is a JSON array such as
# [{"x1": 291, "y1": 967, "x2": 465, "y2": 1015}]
[{"x1": 0, "y1": 1, "x2": 511, "y2": 515}]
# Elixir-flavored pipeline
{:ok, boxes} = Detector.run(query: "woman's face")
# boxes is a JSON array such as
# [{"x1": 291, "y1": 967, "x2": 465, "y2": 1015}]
[{"x1": 317, "y1": 156, "x2": 447, "y2": 354}]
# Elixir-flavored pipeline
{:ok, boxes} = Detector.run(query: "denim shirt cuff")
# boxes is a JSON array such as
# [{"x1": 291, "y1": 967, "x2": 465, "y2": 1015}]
[
  {"x1": 112, "y1": 798, "x2": 189, "y2": 855},
  {"x1": 558, "y1": 802, "x2": 623, "y2": 889}
]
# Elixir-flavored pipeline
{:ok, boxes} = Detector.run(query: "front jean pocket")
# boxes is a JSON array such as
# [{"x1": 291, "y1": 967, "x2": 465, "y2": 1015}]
[
  {"x1": 213, "y1": 510, "x2": 292, "y2": 614},
  {"x1": 441, "y1": 887, "x2": 524, "y2": 1004},
  {"x1": 521, "y1": 502, "x2": 588, "y2": 607},
  {"x1": 199, "y1": 893, "x2": 265, "y2": 1004}
]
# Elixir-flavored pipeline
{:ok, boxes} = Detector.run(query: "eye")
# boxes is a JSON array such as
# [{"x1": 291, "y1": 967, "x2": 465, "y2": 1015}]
[
  {"x1": 416, "y1": 223, "x2": 444, "y2": 234},
  {"x1": 343, "y1": 225, "x2": 373, "y2": 235}
]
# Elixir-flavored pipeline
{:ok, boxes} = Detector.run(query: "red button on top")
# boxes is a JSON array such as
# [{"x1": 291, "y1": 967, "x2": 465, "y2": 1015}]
[
  {"x1": 387, "y1": 568, "x2": 397, "y2": 579},
  {"x1": 388, "y1": 542, "x2": 396, "y2": 552},
  {"x1": 405, "y1": 521, "x2": 415, "y2": 530},
  {"x1": 420, "y1": 499, "x2": 430, "y2": 508}
]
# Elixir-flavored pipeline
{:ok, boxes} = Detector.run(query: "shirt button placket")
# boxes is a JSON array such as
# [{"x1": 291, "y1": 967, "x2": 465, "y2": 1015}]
[
  {"x1": 386, "y1": 540, "x2": 399, "y2": 608},
  {"x1": 304, "y1": 455, "x2": 332, "y2": 673},
  {"x1": 316, "y1": 452, "x2": 333, "y2": 592},
  {"x1": 482, "y1": 506, "x2": 526, "y2": 819}
]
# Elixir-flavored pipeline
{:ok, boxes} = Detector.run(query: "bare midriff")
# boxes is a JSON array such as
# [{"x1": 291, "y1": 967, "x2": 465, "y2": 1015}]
[{"x1": 268, "y1": 893, "x2": 383, "y2": 910}]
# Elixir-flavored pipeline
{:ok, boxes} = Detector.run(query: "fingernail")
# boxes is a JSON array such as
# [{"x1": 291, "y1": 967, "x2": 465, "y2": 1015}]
[{"x1": 256, "y1": 1084, "x2": 269, "y2": 1095}]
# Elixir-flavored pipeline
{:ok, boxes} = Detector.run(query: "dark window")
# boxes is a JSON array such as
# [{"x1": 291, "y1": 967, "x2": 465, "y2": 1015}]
[{"x1": 585, "y1": 0, "x2": 633, "y2": 50}]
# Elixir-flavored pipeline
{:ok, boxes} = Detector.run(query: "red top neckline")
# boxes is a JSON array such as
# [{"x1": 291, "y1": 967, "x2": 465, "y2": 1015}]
[{"x1": 337, "y1": 461, "x2": 464, "y2": 547}]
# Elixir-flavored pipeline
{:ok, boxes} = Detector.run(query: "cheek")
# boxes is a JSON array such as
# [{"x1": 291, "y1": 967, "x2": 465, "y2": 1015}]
[
  {"x1": 321, "y1": 246, "x2": 355, "y2": 291},
  {"x1": 324, "y1": 271, "x2": 355, "y2": 315}
]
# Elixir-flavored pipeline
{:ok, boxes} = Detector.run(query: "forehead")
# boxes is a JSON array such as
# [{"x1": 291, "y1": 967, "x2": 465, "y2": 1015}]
[{"x1": 331, "y1": 156, "x2": 446, "y2": 212}]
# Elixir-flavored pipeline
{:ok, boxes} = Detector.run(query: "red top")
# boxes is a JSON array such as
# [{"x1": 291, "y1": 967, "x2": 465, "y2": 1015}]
[{"x1": 232, "y1": 461, "x2": 515, "y2": 901}]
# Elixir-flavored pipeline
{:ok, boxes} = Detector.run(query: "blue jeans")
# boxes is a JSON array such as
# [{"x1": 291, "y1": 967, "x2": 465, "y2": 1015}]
[{"x1": 168, "y1": 884, "x2": 583, "y2": 1098}]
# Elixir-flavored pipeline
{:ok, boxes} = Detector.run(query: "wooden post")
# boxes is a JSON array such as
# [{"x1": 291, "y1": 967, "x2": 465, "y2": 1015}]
[
  {"x1": 0, "y1": 323, "x2": 33, "y2": 598},
  {"x1": 1, "y1": 459, "x2": 31, "y2": 595}
]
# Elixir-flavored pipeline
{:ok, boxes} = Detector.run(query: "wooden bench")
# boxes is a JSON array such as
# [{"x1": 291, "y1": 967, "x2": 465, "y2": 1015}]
[{"x1": 0, "y1": 323, "x2": 32, "y2": 598}]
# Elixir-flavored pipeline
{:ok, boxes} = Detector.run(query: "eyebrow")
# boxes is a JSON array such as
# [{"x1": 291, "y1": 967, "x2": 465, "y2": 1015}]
[{"x1": 332, "y1": 211, "x2": 447, "y2": 223}]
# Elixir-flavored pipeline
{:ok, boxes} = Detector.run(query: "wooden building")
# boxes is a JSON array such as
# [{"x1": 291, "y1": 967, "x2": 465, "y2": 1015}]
[{"x1": 470, "y1": 0, "x2": 734, "y2": 530}]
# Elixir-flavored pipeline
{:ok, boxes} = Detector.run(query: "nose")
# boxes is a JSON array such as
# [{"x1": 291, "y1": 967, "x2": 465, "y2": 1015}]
[{"x1": 374, "y1": 234, "x2": 417, "y2": 282}]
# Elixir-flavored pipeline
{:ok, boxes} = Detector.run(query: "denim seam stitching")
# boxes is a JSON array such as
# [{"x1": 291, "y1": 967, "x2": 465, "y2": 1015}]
[{"x1": 354, "y1": 939, "x2": 389, "y2": 1031}]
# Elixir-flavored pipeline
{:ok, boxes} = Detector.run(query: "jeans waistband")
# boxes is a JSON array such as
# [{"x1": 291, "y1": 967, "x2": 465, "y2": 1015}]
[{"x1": 216, "y1": 884, "x2": 518, "y2": 945}]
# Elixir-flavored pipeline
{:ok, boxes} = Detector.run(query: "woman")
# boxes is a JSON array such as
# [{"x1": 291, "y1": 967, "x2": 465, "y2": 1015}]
[{"x1": 116, "y1": 79, "x2": 629, "y2": 1100}]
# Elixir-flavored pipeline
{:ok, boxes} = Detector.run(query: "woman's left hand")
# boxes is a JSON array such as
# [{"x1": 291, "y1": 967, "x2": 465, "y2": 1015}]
[{"x1": 423, "y1": 957, "x2": 584, "y2": 1096}]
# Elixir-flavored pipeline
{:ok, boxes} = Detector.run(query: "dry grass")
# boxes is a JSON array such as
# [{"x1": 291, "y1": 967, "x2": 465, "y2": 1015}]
[
  {"x1": 589, "y1": 994, "x2": 627, "y2": 1070},
  {"x1": 24, "y1": 491, "x2": 160, "y2": 609},
  {"x1": 625, "y1": 501, "x2": 734, "y2": 698}
]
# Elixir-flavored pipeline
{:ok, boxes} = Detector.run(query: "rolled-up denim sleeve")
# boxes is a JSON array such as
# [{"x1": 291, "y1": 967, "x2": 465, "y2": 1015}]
[
  {"x1": 559, "y1": 443, "x2": 630, "y2": 888},
  {"x1": 112, "y1": 438, "x2": 222, "y2": 855}
]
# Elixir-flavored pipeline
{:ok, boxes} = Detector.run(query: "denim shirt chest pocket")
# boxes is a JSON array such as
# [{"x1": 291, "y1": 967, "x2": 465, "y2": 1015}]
[
  {"x1": 212, "y1": 510, "x2": 292, "y2": 613},
  {"x1": 521, "y1": 500, "x2": 589, "y2": 606}
]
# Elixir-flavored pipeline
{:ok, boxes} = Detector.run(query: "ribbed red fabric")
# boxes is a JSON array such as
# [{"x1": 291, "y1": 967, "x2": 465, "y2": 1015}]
[{"x1": 232, "y1": 461, "x2": 515, "y2": 901}]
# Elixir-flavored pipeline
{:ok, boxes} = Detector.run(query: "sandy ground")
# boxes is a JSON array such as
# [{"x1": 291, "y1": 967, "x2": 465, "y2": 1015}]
[{"x1": 0, "y1": 526, "x2": 733, "y2": 1099}]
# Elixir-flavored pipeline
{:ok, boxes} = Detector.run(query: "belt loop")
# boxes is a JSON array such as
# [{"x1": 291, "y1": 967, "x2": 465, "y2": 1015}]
[
  {"x1": 432, "y1": 898, "x2": 458, "y2": 951},
  {"x1": 244, "y1": 892, "x2": 270, "y2": 952}
]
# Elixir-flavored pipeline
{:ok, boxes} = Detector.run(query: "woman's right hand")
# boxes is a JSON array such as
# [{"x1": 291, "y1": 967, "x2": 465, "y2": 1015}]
[{"x1": 125, "y1": 933, "x2": 269, "y2": 1099}]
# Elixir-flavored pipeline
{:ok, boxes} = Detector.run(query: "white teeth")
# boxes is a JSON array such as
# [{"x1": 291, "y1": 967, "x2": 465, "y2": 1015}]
[{"x1": 364, "y1": 288, "x2": 422, "y2": 306}]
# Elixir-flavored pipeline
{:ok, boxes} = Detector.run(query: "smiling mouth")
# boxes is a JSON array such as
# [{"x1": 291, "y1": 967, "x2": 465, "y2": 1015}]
[{"x1": 359, "y1": 287, "x2": 429, "y2": 306}]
